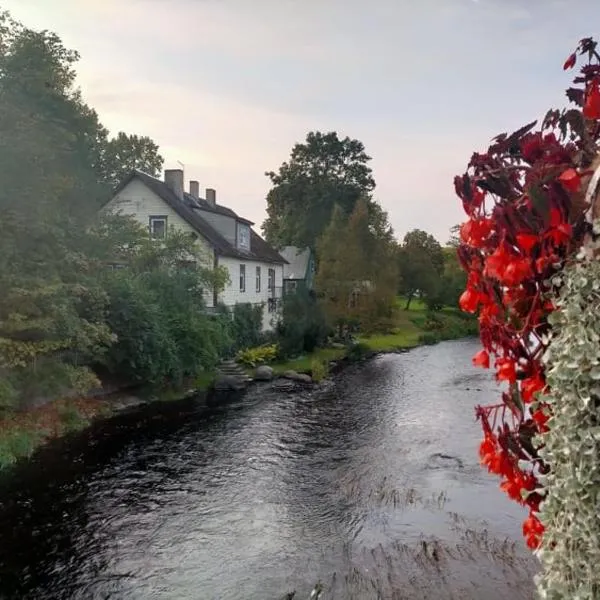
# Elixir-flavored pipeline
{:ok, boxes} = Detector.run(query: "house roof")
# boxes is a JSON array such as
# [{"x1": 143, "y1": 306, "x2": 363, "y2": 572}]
[
  {"x1": 109, "y1": 170, "x2": 287, "y2": 265},
  {"x1": 280, "y1": 246, "x2": 311, "y2": 279},
  {"x1": 186, "y1": 194, "x2": 253, "y2": 226}
]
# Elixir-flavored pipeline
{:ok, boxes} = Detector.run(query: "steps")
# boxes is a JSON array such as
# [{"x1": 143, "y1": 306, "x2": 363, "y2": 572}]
[{"x1": 213, "y1": 359, "x2": 252, "y2": 391}]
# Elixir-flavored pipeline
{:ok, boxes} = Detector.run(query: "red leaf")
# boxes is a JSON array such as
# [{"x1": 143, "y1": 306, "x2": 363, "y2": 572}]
[
  {"x1": 557, "y1": 167, "x2": 581, "y2": 192},
  {"x1": 563, "y1": 53, "x2": 576, "y2": 70},
  {"x1": 516, "y1": 233, "x2": 538, "y2": 254},
  {"x1": 584, "y1": 82, "x2": 600, "y2": 119}
]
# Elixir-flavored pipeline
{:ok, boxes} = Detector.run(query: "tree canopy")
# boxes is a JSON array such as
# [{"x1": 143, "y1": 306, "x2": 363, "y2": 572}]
[
  {"x1": 397, "y1": 229, "x2": 445, "y2": 309},
  {"x1": 262, "y1": 131, "x2": 376, "y2": 249}
]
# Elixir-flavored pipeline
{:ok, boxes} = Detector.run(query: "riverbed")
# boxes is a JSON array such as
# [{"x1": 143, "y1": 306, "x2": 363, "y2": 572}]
[{"x1": 0, "y1": 339, "x2": 538, "y2": 599}]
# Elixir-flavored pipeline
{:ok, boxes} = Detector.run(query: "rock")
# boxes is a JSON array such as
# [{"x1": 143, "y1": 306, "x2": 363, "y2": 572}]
[
  {"x1": 254, "y1": 365, "x2": 274, "y2": 381},
  {"x1": 213, "y1": 374, "x2": 247, "y2": 391},
  {"x1": 282, "y1": 370, "x2": 313, "y2": 384},
  {"x1": 330, "y1": 342, "x2": 346, "y2": 350}
]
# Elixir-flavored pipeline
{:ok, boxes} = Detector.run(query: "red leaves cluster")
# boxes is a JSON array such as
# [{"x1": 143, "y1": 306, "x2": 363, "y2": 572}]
[{"x1": 455, "y1": 38, "x2": 600, "y2": 551}]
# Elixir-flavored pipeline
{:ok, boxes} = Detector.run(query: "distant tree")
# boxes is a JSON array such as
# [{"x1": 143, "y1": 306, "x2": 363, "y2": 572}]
[
  {"x1": 398, "y1": 229, "x2": 445, "y2": 309},
  {"x1": 316, "y1": 199, "x2": 397, "y2": 332},
  {"x1": 101, "y1": 132, "x2": 164, "y2": 189},
  {"x1": 425, "y1": 246, "x2": 467, "y2": 311},
  {"x1": 262, "y1": 131, "x2": 376, "y2": 249},
  {"x1": 447, "y1": 223, "x2": 461, "y2": 248}
]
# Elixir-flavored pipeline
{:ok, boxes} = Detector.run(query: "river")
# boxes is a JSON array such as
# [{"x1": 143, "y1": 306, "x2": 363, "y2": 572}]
[{"x1": 0, "y1": 339, "x2": 538, "y2": 599}]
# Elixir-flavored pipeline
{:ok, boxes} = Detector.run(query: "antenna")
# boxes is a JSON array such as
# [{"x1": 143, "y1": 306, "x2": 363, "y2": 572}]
[{"x1": 177, "y1": 160, "x2": 185, "y2": 171}]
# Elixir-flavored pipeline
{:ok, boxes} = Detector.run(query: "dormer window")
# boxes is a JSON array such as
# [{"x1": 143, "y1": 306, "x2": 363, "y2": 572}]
[{"x1": 237, "y1": 223, "x2": 250, "y2": 250}]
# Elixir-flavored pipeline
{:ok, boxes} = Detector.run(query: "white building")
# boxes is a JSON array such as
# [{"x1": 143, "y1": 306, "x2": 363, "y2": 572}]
[{"x1": 103, "y1": 169, "x2": 287, "y2": 331}]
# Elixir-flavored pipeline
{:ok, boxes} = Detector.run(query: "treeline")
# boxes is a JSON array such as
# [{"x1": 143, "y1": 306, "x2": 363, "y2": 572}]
[
  {"x1": 263, "y1": 132, "x2": 467, "y2": 336},
  {"x1": 0, "y1": 10, "x2": 467, "y2": 413}
]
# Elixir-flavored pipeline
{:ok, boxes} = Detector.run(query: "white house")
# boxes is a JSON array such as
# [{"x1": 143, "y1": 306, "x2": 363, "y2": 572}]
[{"x1": 102, "y1": 169, "x2": 287, "y2": 331}]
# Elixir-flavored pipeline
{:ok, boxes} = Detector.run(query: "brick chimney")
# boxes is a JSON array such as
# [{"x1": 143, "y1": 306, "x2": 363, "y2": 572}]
[
  {"x1": 164, "y1": 169, "x2": 184, "y2": 201},
  {"x1": 205, "y1": 188, "x2": 216, "y2": 208},
  {"x1": 189, "y1": 180, "x2": 199, "y2": 200}
]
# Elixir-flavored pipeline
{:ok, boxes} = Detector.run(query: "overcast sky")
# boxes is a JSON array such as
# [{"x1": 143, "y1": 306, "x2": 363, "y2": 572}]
[{"x1": 3, "y1": 0, "x2": 598, "y2": 242}]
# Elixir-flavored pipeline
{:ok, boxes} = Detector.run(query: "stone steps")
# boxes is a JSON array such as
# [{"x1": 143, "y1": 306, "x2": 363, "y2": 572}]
[{"x1": 213, "y1": 359, "x2": 252, "y2": 391}]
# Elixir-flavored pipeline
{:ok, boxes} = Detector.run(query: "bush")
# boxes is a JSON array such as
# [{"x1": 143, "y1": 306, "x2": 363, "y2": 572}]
[
  {"x1": 216, "y1": 303, "x2": 264, "y2": 355},
  {"x1": 236, "y1": 344, "x2": 278, "y2": 368},
  {"x1": 276, "y1": 290, "x2": 330, "y2": 358},
  {"x1": 310, "y1": 359, "x2": 329, "y2": 382},
  {"x1": 100, "y1": 270, "x2": 229, "y2": 385}
]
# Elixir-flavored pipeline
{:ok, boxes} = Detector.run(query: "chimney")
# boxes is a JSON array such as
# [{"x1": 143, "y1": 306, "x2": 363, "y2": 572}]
[
  {"x1": 189, "y1": 180, "x2": 199, "y2": 199},
  {"x1": 164, "y1": 169, "x2": 184, "y2": 201},
  {"x1": 206, "y1": 188, "x2": 216, "y2": 208}
]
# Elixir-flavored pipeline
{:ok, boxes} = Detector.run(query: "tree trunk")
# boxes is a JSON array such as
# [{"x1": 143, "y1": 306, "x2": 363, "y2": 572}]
[{"x1": 405, "y1": 293, "x2": 413, "y2": 310}]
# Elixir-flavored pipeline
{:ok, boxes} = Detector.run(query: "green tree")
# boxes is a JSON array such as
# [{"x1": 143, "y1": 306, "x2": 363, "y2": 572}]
[
  {"x1": 262, "y1": 131, "x2": 376, "y2": 249},
  {"x1": 101, "y1": 132, "x2": 164, "y2": 189},
  {"x1": 316, "y1": 199, "x2": 398, "y2": 332},
  {"x1": 398, "y1": 229, "x2": 445, "y2": 309}
]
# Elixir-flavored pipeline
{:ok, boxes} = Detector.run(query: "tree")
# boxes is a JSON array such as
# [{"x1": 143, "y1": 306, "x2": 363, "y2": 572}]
[
  {"x1": 316, "y1": 199, "x2": 398, "y2": 332},
  {"x1": 398, "y1": 229, "x2": 445, "y2": 309},
  {"x1": 262, "y1": 131, "x2": 376, "y2": 249},
  {"x1": 101, "y1": 132, "x2": 164, "y2": 189},
  {"x1": 447, "y1": 223, "x2": 461, "y2": 248}
]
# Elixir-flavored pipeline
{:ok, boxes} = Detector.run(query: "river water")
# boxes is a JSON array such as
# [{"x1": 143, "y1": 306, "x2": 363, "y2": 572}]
[{"x1": 0, "y1": 339, "x2": 538, "y2": 599}]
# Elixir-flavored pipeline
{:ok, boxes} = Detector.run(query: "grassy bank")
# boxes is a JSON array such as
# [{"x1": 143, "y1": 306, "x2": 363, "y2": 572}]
[
  {"x1": 0, "y1": 299, "x2": 476, "y2": 471},
  {"x1": 261, "y1": 299, "x2": 477, "y2": 377}
]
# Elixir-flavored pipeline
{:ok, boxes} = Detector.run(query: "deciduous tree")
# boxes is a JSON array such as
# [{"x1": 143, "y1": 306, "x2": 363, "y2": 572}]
[{"x1": 262, "y1": 131, "x2": 376, "y2": 249}]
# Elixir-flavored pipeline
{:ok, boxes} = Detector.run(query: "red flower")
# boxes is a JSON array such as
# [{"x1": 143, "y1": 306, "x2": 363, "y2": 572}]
[
  {"x1": 523, "y1": 512, "x2": 544, "y2": 550},
  {"x1": 516, "y1": 233, "x2": 538, "y2": 254},
  {"x1": 521, "y1": 373, "x2": 546, "y2": 403},
  {"x1": 563, "y1": 53, "x2": 577, "y2": 70},
  {"x1": 584, "y1": 81, "x2": 600, "y2": 119},
  {"x1": 502, "y1": 258, "x2": 532, "y2": 286},
  {"x1": 459, "y1": 288, "x2": 480, "y2": 313},
  {"x1": 472, "y1": 349, "x2": 490, "y2": 369},
  {"x1": 532, "y1": 406, "x2": 550, "y2": 432},
  {"x1": 558, "y1": 167, "x2": 581, "y2": 192},
  {"x1": 495, "y1": 358, "x2": 517, "y2": 383}
]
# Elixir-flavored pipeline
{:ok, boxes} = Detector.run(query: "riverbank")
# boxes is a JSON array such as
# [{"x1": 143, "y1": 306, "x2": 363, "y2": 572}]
[{"x1": 0, "y1": 302, "x2": 476, "y2": 471}]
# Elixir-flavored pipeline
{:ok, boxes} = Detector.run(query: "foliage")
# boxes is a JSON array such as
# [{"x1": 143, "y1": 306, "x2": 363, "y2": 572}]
[
  {"x1": 236, "y1": 344, "x2": 278, "y2": 368},
  {"x1": 262, "y1": 131, "x2": 376, "y2": 249},
  {"x1": 316, "y1": 199, "x2": 398, "y2": 332},
  {"x1": 0, "y1": 10, "x2": 178, "y2": 406},
  {"x1": 425, "y1": 246, "x2": 468, "y2": 311},
  {"x1": 276, "y1": 289, "x2": 330, "y2": 358},
  {"x1": 398, "y1": 229, "x2": 445, "y2": 309},
  {"x1": 309, "y1": 359, "x2": 329, "y2": 382},
  {"x1": 101, "y1": 131, "x2": 164, "y2": 189},
  {"x1": 228, "y1": 303, "x2": 264, "y2": 352},
  {"x1": 455, "y1": 37, "x2": 600, "y2": 552},
  {"x1": 534, "y1": 234, "x2": 600, "y2": 599}
]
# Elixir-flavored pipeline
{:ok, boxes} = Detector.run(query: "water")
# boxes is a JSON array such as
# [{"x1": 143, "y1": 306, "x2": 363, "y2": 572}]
[{"x1": 0, "y1": 339, "x2": 538, "y2": 599}]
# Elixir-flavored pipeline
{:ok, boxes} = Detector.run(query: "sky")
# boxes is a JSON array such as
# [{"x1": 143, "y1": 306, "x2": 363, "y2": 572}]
[{"x1": 3, "y1": 0, "x2": 599, "y2": 243}]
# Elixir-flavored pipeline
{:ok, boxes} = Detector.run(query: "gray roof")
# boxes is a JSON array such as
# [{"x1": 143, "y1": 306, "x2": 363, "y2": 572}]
[
  {"x1": 109, "y1": 170, "x2": 287, "y2": 265},
  {"x1": 281, "y1": 246, "x2": 311, "y2": 279}
]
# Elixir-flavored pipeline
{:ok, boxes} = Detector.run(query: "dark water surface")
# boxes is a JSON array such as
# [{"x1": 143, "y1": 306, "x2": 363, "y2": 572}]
[{"x1": 0, "y1": 339, "x2": 538, "y2": 599}]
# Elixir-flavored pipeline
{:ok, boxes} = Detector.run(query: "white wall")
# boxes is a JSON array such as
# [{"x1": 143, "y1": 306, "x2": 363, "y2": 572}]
[
  {"x1": 218, "y1": 256, "x2": 284, "y2": 332},
  {"x1": 103, "y1": 179, "x2": 216, "y2": 307}
]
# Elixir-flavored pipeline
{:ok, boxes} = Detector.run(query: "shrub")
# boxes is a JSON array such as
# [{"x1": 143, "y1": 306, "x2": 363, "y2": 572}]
[
  {"x1": 310, "y1": 359, "x2": 329, "y2": 382},
  {"x1": 276, "y1": 290, "x2": 330, "y2": 358},
  {"x1": 100, "y1": 270, "x2": 229, "y2": 385},
  {"x1": 236, "y1": 344, "x2": 278, "y2": 368}
]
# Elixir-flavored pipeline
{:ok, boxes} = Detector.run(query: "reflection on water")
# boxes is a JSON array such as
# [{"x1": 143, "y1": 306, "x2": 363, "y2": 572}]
[{"x1": 0, "y1": 339, "x2": 538, "y2": 599}]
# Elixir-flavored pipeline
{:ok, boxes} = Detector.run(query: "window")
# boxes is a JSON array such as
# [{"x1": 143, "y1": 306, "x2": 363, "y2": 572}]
[
  {"x1": 268, "y1": 268, "x2": 275, "y2": 291},
  {"x1": 237, "y1": 224, "x2": 250, "y2": 249},
  {"x1": 256, "y1": 266, "x2": 261, "y2": 292},
  {"x1": 239, "y1": 264, "x2": 246, "y2": 292},
  {"x1": 149, "y1": 215, "x2": 168, "y2": 239}
]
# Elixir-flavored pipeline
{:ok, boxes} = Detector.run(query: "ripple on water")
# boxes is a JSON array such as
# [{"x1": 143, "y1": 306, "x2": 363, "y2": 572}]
[{"x1": 0, "y1": 339, "x2": 537, "y2": 599}]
